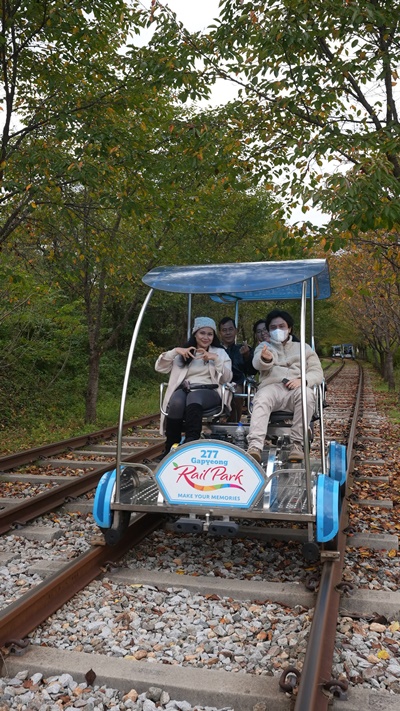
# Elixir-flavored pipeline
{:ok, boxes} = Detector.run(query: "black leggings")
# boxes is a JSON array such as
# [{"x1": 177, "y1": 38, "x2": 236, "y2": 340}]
[{"x1": 167, "y1": 388, "x2": 221, "y2": 419}]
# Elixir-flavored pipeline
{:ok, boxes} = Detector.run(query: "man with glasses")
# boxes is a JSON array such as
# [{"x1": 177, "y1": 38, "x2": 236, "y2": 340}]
[{"x1": 218, "y1": 316, "x2": 256, "y2": 422}]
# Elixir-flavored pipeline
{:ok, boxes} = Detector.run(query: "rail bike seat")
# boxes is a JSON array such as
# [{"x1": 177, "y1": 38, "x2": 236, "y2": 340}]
[
  {"x1": 269, "y1": 409, "x2": 294, "y2": 423},
  {"x1": 267, "y1": 409, "x2": 295, "y2": 441}
]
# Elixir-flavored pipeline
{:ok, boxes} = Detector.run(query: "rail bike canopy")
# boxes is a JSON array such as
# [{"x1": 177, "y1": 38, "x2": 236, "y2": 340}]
[{"x1": 142, "y1": 259, "x2": 331, "y2": 300}]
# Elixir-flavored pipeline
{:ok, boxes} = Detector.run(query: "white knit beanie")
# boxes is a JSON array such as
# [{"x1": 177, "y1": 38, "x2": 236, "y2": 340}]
[{"x1": 192, "y1": 316, "x2": 217, "y2": 334}]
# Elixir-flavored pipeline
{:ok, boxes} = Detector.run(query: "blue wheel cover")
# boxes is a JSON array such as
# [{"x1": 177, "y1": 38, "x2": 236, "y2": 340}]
[
  {"x1": 93, "y1": 469, "x2": 116, "y2": 528},
  {"x1": 328, "y1": 441, "x2": 347, "y2": 486},
  {"x1": 316, "y1": 474, "x2": 339, "y2": 543}
]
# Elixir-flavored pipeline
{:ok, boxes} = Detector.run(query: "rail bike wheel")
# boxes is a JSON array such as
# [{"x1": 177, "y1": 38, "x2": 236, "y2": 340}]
[{"x1": 93, "y1": 466, "x2": 139, "y2": 545}]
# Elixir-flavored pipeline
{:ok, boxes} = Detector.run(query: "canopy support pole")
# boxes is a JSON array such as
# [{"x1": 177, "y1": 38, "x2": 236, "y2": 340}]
[{"x1": 115, "y1": 288, "x2": 154, "y2": 502}]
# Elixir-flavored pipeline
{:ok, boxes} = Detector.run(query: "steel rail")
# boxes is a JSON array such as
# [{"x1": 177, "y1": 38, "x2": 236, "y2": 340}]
[
  {"x1": 294, "y1": 361, "x2": 363, "y2": 710},
  {"x1": 0, "y1": 440, "x2": 164, "y2": 535},
  {"x1": 0, "y1": 513, "x2": 165, "y2": 647},
  {"x1": 0, "y1": 413, "x2": 159, "y2": 469}
]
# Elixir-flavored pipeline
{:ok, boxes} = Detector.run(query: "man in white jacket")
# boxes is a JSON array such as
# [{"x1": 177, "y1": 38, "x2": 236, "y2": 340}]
[{"x1": 246, "y1": 309, "x2": 323, "y2": 464}]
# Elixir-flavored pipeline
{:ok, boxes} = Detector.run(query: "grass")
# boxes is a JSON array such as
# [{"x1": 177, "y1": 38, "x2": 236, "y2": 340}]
[
  {"x1": 363, "y1": 361, "x2": 400, "y2": 424},
  {"x1": 0, "y1": 383, "x2": 160, "y2": 455}
]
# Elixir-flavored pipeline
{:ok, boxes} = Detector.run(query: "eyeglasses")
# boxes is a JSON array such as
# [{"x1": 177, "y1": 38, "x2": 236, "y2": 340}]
[{"x1": 255, "y1": 327, "x2": 268, "y2": 334}]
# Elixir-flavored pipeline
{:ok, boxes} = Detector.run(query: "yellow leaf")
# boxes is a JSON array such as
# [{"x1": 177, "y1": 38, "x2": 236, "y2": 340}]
[
  {"x1": 377, "y1": 649, "x2": 390, "y2": 660},
  {"x1": 388, "y1": 549, "x2": 397, "y2": 557},
  {"x1": 389, "y1": 621, "x2": 400, "y2": 633}
]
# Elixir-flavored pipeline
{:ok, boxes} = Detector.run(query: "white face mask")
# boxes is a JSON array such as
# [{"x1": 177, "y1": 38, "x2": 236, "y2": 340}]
[{"x1": 270, "y1": 328, "x2": 289, "y2": 343}]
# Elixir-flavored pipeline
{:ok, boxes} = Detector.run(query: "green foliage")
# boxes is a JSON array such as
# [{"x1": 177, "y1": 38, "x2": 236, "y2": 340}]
[
  {"x1": 1, "y1": 0, "x2": 325, "y2": 429},
  {"x1": 0, "y1": 0, "x2": 146, "y2": 244},
  {"x1": 149, "y1": 0, "x2": 400, "y2": 241}
]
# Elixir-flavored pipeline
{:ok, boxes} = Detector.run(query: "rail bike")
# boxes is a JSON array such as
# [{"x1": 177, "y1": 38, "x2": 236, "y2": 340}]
[
  {"x1": 332, "y1": 343, "x2": 355, "y2": 359},
  {"x1": 332, "y1": 345, "x2": 343, "y2": 358},
  {"x1": 93, "y1": 259, "x2": 347, "y2": 561}
]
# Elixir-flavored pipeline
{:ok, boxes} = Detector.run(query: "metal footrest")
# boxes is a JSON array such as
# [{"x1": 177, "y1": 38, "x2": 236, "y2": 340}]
[
  {"x1": 208, "y1": 520, "x2": 239, "y2": 537},
  {"x1": 174, "y1": 517, "x2": 204, "y2": 533}
]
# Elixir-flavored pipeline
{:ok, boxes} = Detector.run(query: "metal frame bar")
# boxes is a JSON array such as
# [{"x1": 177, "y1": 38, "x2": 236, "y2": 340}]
[
  {"x1": 187, "y1": 294, "x2": 192, "y2": 340},
  {"x1": 318, "y1": 383, "x2": 327, "y2": 474},
  {"x1": 310, "y1": 276, "x2": 315, "y2": 351},
  {"x1": 114, "y1": 288, "x2": 154, "y2": 504},
  {"x1": 234, "y1": 301, "x2": 239, "y2": 330},
  {"x1": 300, "y1": 280, "x2": 313, "y2": 515}
]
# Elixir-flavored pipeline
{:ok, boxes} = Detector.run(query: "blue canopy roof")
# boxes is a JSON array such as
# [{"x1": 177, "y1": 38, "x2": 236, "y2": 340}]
[{"x1": 142, "y1": 260, "x2": 331, "y2": 300}]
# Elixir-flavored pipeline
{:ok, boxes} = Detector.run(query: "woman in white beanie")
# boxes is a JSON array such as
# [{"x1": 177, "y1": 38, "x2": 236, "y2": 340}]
[{"x1": 155, "y1": 317, "x2": 232, "y2": 456}]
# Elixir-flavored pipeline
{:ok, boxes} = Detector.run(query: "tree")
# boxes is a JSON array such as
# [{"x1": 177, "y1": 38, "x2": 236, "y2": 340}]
[
  {"x1": 331, "y1": 239, "x2": 400, "y2": 389},
  {"x1": 148, "y1": 0, "x2": 400, "y2": 244},
  {"x1": 11, "y1": 95, "x2": 284, "y2": 422},
  {"x1": 0, "y1": 0, "x2": 146, "y2": 246}
]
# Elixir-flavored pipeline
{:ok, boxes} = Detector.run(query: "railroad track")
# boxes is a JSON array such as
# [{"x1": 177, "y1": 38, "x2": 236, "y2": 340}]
[
  {"x1": 1, "y1": 361, "x2": 398, "y2": 710},
  {"x1": 0, "y1": 413, "x2": 163, "y2": 534}
]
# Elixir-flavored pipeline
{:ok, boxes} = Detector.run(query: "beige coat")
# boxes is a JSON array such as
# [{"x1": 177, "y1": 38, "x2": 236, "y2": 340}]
[
  {"x1": 253, "y1": 337, "x2": 323, "y2": 389},
  {"x1": 155, "y1": 346, "x2": 232, "y2": 434}
]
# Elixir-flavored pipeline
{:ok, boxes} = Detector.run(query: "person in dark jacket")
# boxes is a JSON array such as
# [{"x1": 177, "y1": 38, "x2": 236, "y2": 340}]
[{"x1": 218, "y1": 317, "x2": 256, "y2": 422}]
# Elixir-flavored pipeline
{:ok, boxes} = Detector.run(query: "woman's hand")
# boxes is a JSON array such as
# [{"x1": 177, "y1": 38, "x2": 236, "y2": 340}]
[
  {"x1": 195, "y1": 348, "x2": 218, "y2": 363},
  {"x1": 175, "y1": 346, "x2": 196, "y2": 360},
  {"x1": 175, "y1": 346, "x2": 218, "y2": 363},
  {"x1": 239, "y1": 341, "x2": 251, "y2": 358}
]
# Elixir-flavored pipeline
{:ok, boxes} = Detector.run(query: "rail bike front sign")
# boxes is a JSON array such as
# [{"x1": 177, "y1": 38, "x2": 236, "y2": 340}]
[{"x1": 155, "y1": 439, "x2": 265, "y2": 508}]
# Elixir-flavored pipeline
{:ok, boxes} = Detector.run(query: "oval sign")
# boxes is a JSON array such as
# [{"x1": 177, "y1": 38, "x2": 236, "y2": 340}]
[{"x1": 155, "y1": 439, "x2": 265, "y2": 509}]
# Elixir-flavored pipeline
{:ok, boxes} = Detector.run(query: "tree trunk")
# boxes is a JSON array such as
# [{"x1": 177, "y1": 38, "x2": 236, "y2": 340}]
[
  {"x1": 379, "y1": 351, "x2": 385, "y2": 378},
  {"x1": 386, "y1": 350, "x2": 396, "y2": 391},
  {"x1": 85, "y1": 349, "x2": 100, "y2": 423}
]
